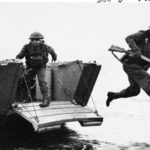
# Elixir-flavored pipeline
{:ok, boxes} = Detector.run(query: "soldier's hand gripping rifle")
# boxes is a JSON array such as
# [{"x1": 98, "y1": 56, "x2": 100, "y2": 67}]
[{"x1": 108, "y1": 45, "x2": 150, "y2": 63}]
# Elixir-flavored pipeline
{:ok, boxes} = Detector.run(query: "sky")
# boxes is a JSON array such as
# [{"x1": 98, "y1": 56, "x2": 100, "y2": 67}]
[
  {"x1": 1, "y1": 2, "x2": 150, "y2": 104},
  {"x1": 0, "y1": 2, "x2": 149, "y2": 61}
]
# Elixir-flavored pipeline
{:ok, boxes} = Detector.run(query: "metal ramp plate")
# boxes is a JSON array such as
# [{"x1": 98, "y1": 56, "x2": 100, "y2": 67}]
[{"x1": 12, "y1": 101, "x2": 103, "y2": 132}]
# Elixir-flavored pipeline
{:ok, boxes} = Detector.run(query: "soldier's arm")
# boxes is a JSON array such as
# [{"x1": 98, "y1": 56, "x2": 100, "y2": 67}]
[
  {"x1": 16, "y1": 45, "x2": 27, "y2": 59},
  {"x1": 141, "y1": 55, "x2": 150, "y2": 63},
  {"x1": 125, "y1": 30, "x2": 146, "y2": 51},
  {"x1": 125, "y1": 30, "x2": 150, "y2": 62},
  {"x1": 46, "y1": 45, "x2": 57, "y2": 61}
]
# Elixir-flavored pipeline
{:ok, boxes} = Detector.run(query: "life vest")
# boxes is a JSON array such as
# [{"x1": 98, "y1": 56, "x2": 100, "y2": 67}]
[{"x1": 25, "y1": 43, "x2": 48, "y2": 68}]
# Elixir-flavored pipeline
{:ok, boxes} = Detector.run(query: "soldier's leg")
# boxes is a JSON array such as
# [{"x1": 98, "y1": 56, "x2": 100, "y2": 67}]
[
  {"x1": 106, "y1": 77, "x2": 140, "y2": 107},
  {"x1": 24, "y1": 68, "x2": 37, "y2": 102},
  {"x1": 123, "y1": 64, "x2": 150, "y2": 95},
  {"x1": 37, "y1": 68, "x2": 50, "y2": 107},
  {"x1": 134, "y1": 70, "x2": 150, "y2": 96}
]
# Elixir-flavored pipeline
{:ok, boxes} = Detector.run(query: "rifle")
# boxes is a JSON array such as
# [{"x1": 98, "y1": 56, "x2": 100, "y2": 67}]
[
  {"x1": 108, "y1": 45, "x2": 150, "y2": 63},
  {"x1": 109, "y1": 45, "x2": 133, "y2": 55}
]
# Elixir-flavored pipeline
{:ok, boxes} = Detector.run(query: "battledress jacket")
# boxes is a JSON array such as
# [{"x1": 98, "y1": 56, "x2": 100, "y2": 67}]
[
  {"x1": 16, "y1": 42, "x2": 57, "y2": 68},
  {"x1": 124, "y1": 29, "x2": 150, "y2": 69}
]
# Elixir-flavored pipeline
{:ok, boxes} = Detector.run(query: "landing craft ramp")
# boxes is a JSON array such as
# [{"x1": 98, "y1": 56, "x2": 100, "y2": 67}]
[
  {"x1": 0, "y1": 60, "x2": 103, "y2": 132},
  {"x1": 13, "y1": 101, "x2": 103, "y2": 132}
]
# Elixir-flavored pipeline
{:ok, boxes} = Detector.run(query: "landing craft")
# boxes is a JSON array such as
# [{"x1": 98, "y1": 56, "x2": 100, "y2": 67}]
[{"x1": 0, "y1": 59, "x2": 103, "y2": 133}]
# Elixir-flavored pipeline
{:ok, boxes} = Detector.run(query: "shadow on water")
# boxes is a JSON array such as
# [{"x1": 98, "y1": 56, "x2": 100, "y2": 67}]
[
  {"x1": 0, "y1": 114, "x2": 100, "y2": 150},
  {"x1": 0, "y1": 115, "x2": 150, "y2": 150}
]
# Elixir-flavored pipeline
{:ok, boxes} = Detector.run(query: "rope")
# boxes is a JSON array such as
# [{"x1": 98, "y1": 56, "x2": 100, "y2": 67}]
[
  {"x1": 57, "y1": 79, "x2": 73, "y2": 98},
  {"x1": 78, "y1": 62, "x2": 99, "y2": 116},
  {"x1": 23, "y1": 74, "x2": 39, "y2": 122},
  {"x1": 15, "y1": 102, "x2": 39, "y2": 122},
  {"x1": 11, "y1": 68, "x2": 39, "y2": 122},
  {"x1": 57, "y1": 78, "x2": 95, "y2": 114}
]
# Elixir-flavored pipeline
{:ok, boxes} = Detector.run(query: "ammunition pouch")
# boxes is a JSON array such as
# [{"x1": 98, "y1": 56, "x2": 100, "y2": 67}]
[{"x1": 29, "y1": 56, "x2": 44, "y2": 68}]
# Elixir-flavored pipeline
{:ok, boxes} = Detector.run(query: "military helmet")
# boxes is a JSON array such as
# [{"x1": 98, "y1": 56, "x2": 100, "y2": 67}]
[{"x1": 29, "y1": 32, "x2": 44, "y2": 39}]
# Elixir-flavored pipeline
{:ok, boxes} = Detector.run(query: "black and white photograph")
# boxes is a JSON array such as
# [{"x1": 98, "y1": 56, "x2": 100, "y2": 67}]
[{"x1": 0, "y1": 1, "x2": 150, "y2": 149}]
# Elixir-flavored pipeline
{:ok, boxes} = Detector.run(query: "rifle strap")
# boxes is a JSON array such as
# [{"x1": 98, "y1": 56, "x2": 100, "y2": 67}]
[{"x1": 112, "y1": 51, "x2": 123, "y2": 64}]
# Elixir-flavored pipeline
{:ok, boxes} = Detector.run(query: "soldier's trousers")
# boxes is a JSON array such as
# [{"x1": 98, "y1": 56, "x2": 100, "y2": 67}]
[
  {"x1": 25, "y1": 67, "x2": 48, "y2": 99},
  {"x1": 113, "y1": 63, "x2": 150, "y2": 99}
]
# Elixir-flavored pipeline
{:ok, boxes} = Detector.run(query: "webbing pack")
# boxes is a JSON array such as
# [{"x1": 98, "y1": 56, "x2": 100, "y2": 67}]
[{"x1": 25, "y1": 44, "x2": 48, "y2": 68}]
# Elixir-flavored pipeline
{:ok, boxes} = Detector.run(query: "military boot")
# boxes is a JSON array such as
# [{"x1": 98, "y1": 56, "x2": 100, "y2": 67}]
[
  {"x1": 39, "y1": 93, "x2": 50, "y2": 107},
  {"x1": 106, "y1": 92, "x2": 115, "y2": 107},
  {"x1": 106, "y1": 91, "x2": 126, "y2": 107}
]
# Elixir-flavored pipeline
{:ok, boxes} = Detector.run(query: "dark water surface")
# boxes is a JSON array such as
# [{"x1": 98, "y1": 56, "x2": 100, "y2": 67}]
[
  {"x1": 0, "y1": 120, "x2": 99, "y2": 150},
  {"x1": 1, "y1": 99, "x2": 150, "y2": 150},
  {"x1": 0, "y1": 114, "x2": 101, "y2": 150},
  {"x1": 1, "y1": 121, "x2": 150, "y2": 150}
]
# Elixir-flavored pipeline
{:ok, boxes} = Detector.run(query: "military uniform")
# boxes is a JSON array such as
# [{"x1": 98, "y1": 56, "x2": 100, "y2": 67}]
[
  {"x1": 16, "y1": 32, "x2": 57, "y2": 107},
  {"x1": 106, "y1": 29, "x2": 150, "y2": 106}
]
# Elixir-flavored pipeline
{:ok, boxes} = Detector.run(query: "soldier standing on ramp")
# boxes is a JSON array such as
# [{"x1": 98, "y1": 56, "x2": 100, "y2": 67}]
[
  {"x1": 16, "y1": 32, "x2": 57, "y2": 107},
  {"x1": 106, "y1": 28, "x2": 150, "y2": 107}
]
